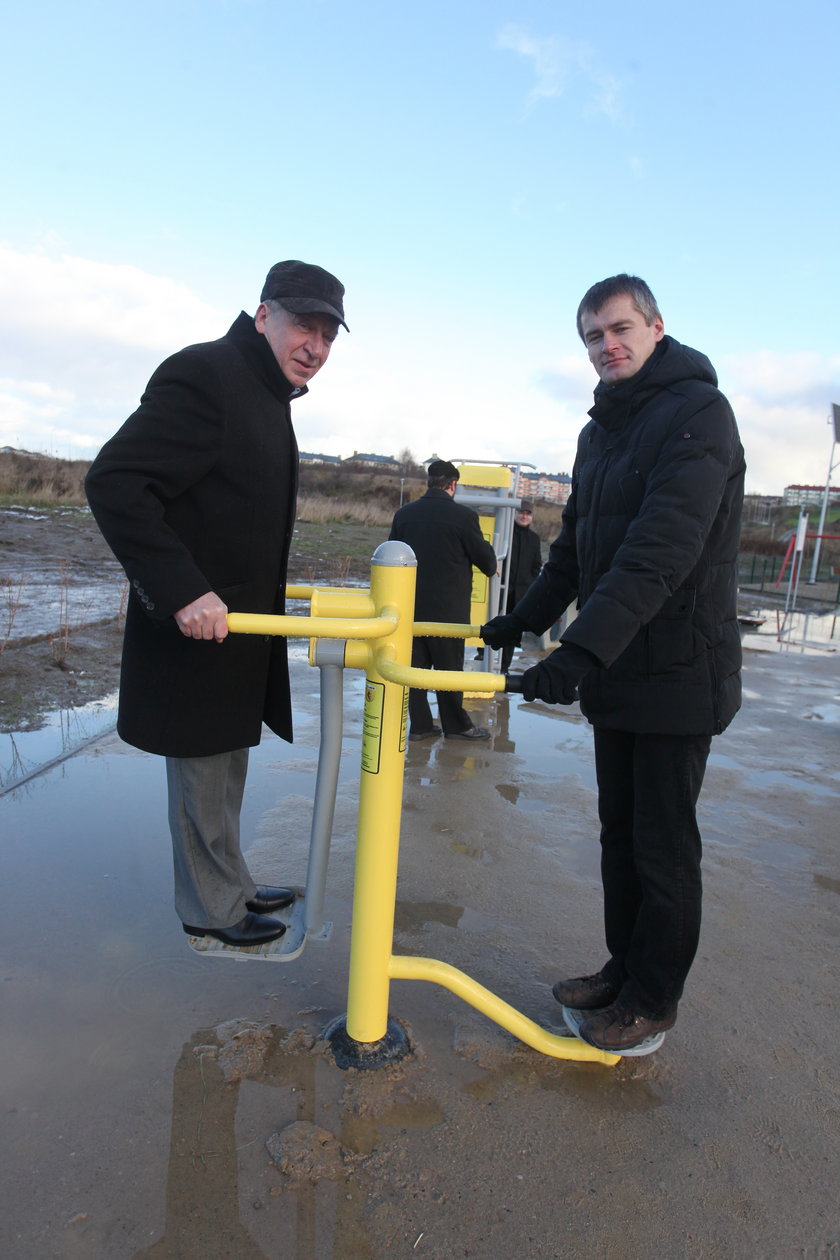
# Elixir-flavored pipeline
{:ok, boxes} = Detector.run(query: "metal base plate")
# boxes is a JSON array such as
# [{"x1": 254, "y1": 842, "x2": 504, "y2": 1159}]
[
  {"x1": 185, "y1": 891, "x2": 331, "y2": 963},
  {"x1": 323, "y1": 1015, "x2": 412, "y2": 1070}
]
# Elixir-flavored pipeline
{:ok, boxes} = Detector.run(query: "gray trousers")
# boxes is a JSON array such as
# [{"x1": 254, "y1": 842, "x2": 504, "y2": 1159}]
[{"x1": 166, "y1": 749, "x2": 257, "y2": 929}]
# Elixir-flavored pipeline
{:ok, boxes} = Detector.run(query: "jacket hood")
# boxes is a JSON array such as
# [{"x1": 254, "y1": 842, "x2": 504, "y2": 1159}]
[{"x1": 589, "y1": 336, "x2": 717, "y2": 427}]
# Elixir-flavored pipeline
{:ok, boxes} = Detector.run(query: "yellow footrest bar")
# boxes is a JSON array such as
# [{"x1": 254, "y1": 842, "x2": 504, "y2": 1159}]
[{"x1": 388, "y1": 955, "x2": 619, "y2": 1066}]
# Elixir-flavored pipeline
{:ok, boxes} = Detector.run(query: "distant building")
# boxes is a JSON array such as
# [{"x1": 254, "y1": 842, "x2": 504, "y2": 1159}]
[
  {"x1": 743, "y1": 494, "x2": 783, "y2": 525},
  {"x1": 783, "y1": 484, "x2": 840, "y2": 508},
  {"x1": 300, "y1": 452, "x2": 342, "y2": 466},
  {"x1": 516, "y1": 471, "x2": 572, "y2": 505},
  {"x1": 343, "y1": 451, "x2": 400, "y2": 472}
]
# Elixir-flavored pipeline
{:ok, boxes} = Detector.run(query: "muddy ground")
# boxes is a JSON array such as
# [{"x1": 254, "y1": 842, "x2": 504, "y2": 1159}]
[{"x1": 1, "y1": 507, "x2": 839, "y2": 1259}]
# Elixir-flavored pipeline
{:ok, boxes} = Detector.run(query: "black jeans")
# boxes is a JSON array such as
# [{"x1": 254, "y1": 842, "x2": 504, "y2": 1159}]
[{"x1": 593, "y1": 727, "x2": 712, "y2": 1020}]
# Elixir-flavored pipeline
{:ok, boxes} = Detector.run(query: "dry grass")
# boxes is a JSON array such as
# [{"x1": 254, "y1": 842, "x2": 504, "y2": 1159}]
[
  {"x1": 1, "y1": 572, "x2": 28, "y2": 654},
  {"x1": 0, "y1": 450, "x2": 569, "y2": 537},
  {"x1": 48, "y1": 561, "x2": 72, "y2": 668},
  {"x1": 296, "y1": 492, "x2": 394, "y2": 528},
  {"x1": 0, "y1": 451, "x2": 89, "y2": 506}
]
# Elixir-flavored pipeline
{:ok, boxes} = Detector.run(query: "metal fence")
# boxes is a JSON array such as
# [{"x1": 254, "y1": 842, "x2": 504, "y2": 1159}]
[{"x1": 738, "y1": 553, "x2": 840, "y2": 606}]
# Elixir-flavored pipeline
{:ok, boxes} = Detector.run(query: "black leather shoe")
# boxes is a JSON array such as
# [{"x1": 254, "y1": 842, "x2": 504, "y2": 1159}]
[
  {"x1": 552, "y1": 972, "x2": 620, "y2": 1010},
  {"x1": 445, "y1": 726, "x2": 491, "y2": 741},
  {"x1": 246, "y1": 885, "x2": 296, "y2": 913},
  {"x1": 408, "y1": 726, "x2": 442, "y2": 742},
  {"x1": 183, "y1": 912, "x2": 286, "y2": 946}
]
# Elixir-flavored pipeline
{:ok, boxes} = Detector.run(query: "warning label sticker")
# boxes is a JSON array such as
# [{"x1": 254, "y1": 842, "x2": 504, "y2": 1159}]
[{"x1": 361, "y1": 680, "x2": 385, "y2": 774}]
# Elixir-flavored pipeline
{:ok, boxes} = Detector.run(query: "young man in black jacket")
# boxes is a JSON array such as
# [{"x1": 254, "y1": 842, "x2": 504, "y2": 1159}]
[{"x1": 483, "y1": 275, "x2": 745, "y2": 1054}]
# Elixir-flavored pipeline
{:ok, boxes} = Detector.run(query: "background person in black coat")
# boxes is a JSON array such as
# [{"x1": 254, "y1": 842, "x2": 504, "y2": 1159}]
[
  {"x1": 475, "y1": 497, "x2": 542, "y2": 669},
  {"x1": 500, "y1": 498, "x2": 543, "y2": 673},
  {"x1": 389, "y1": 460, "x2": 497, "y2": 741},
  {"x1": 85, "y1": 260, "x2": 348, "y2": 947},
  {"x1": 483, "y1": 274, "x2": 745, "y2": 1055}
]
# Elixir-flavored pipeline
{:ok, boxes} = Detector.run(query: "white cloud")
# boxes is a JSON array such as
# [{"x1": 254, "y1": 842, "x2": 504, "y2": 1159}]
[
  {"x1": 0, "y1": 243, "x2": 226, "y2": 456},
  {"x1": 0, "y1": 242, "x2": 221, "y2": 350},
  {"x1": 2, "y1": 243, "x2": 836, "y2": 501},
  {"x1": 496, "y1": 25, "x2": 624, "y2": 122},
  {"x1": 721, "y1": 351, "x2": 839, "y2": 495},
  {"x1": 526, "y1": 348, "x2": 839, "y2": 496}
]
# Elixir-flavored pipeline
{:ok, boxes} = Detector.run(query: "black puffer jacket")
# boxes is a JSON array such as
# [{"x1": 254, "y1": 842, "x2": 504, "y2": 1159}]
[{"x1": 514, "y1": 337, "x2": 745, "y2": 735}]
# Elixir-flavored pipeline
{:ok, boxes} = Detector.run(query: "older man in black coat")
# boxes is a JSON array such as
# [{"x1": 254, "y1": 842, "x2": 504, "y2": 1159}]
[
  {"x1": 85, "y1": 260, "x2": 347, "y2": 947},
  {"x1": 483, "y1": 274, "x2": 745, "y2": 1055},
  {"x1": 390, "y1": 460, "x2": 497, "y2": 741},
  {"x1": 499, "y1": 498, "x2": 543, "y2": 673}
]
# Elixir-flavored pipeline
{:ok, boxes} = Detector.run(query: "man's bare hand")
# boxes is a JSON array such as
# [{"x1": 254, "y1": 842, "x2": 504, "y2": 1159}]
[{"x1": 174, "y1": 592, "x2": 229, "y2": 642}]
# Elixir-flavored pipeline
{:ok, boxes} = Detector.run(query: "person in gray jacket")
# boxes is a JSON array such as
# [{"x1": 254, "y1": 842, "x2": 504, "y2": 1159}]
[{"x1": 483, "y1": 274, "x2": 744, "y2": 1054}]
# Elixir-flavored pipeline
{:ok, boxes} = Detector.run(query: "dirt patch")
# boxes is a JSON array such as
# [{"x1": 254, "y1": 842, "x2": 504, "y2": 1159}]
[{"x1": 0, "y1": 618, "x2": 124, "y2": 732}]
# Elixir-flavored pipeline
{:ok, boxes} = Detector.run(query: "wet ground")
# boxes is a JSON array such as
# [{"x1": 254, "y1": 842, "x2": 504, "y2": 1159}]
[{"x1": 1, "y1": 624, "x2": 839, "y2": 1259}]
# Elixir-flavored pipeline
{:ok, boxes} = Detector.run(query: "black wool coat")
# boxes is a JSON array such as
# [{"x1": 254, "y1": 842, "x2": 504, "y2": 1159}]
[
  {"x1": 507, "y1": 523, "x2": 543, "y2": 608},
  {"x1": 389, "y1": 488, "x2": 497, "y2": 622},
  {"x1": 85, "y1": 312, "x2": 300, "y2": 757},
  {"x1": 514, "y1": 337, "x2": 745, "y2": 736}
]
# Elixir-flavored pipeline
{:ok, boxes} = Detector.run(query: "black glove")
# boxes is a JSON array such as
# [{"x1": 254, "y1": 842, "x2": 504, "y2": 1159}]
[
  {"x1": 521, "y1": 644, "x2": 597, "y2": 705},
  {"x1": 480, "y1": 613, "x2": 527, "y2": 649}
]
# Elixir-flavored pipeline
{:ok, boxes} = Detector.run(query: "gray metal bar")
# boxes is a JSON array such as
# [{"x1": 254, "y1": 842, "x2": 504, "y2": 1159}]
[
  {"x1": 453, "y1": 492, "x2": 523, "y2": 511},
  {"x1": 303, "y1": 652, "x2": 345, "y2": 936}
]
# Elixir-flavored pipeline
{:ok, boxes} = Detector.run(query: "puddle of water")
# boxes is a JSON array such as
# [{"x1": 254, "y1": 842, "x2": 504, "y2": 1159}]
[
  {"x1": 3, "y1": 575, "x2": 125, "y2": 639},
  {"x1": 741, "y1": 607, "x2": 839, "y2": 654},
  {"x1": 394, "y1": 898, "x2": 501, "y2": 936},
  {"x1": 707, "y1": 757, "x2": 837, "y2": 799},
  {"x1": 1, "y1": 636, "x2": 837, "y2": 1256},
  {"x1": 394, "y1": 899, "x2": 464, "y2": 932},
  {"x1": 0, "y1": 692, "x2": 118, "y2": 793}
]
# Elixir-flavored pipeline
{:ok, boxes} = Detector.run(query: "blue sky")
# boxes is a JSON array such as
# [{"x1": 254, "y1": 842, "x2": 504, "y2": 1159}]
[{"x1": 1, "y1": 0, "x2": 838, "y2": 495}]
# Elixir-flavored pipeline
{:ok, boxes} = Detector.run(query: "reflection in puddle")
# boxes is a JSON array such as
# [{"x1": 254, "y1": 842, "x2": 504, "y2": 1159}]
[
  {"x1": 495, "y1": 781, "x2": 551, "y2": 813},
  {"x1": 814, "y1": 873, "x2": 840, "y2": 897},
  {"x1": 394, "y1": 899, "x2": 497, "y2": 935},
  {"x1": 341, "y1": 1098, "x2": 445, "y2": 1155},
  {"x1": 395, "y1": 900, "x2": 464, "y2": 932},
  {"x1": 451, "y1": 840, "x2": 494, "y2": 863},
  {"x1": 132, "y1": 1017, "x2": 446, "y2": 1258},
  {"x1": 741, "y1": 607, "x2": 839, "y2": 655},
  {"x1": 0, "y1": 692, "x2": 118, "y2": 793}
]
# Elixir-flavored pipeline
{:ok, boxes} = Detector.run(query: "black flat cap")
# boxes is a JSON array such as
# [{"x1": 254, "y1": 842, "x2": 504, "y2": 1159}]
[{"x1": 261, "y1": 260, "x2": 348, "y2": 331}]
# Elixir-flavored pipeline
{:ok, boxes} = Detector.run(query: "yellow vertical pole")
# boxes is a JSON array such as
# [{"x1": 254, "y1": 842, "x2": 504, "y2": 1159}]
[{"x1": 345, "y1": 542, "x2": 417, "y2": 1044}]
